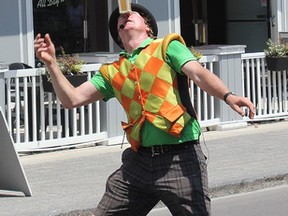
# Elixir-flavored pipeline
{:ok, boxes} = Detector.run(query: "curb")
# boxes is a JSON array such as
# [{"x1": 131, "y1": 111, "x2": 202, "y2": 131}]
[{"x1": 210, "y1": 173, "x2": 288, "y2": 198}]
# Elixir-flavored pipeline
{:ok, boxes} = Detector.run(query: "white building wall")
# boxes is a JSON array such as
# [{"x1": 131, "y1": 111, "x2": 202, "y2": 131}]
[
  {"x1": 0, "y1": 0, "x2": 34, "y2": 66},
  {"x1": 283, "y1": 0, "x2": 288, "y2": 31},
  {"x1": 271, "y1": 0, "x2": 288, "y2": 42},
  {"x1": 0, "y1": 0, "x2": 286, "y2": 64}
]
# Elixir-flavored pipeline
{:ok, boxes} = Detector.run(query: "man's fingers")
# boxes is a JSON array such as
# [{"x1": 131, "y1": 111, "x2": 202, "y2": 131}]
[
  {"x1": 34, "y1": 33, "x2": 43, "y2": 45},
  {"x1": 35, "y1": 33, "x2": 41, "y2": 40},
  {"x1": 235, "y1": 106, "x2": 245, "y2": 117},
  {"x1": 44, "y1": 33, "x2": 53, "y2": 46},
  {"x1": 249, "y1": 110, "x2": 255, "y2": 119},
  {"x1": 248, "y1": 106, "x2": 255, "y2": 119},
  {"x1": 246, "y1": 101, "x2": 255, "y2": 119},
  {"x1": 230, "y1": 100, "x2": 255, "y2": 119}
]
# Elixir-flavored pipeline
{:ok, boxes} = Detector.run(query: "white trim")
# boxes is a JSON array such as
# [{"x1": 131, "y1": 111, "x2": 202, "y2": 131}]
[
  {"x1": 168, "y1": 0, "x2": 172, "y2": 32},
  {"x1": 26, "y1": 0, "x2": 35, "y2": 67},
  {"x1": 283, "y1": 0, "x2": 288, "y2": 31},
  {"x1": 108, "y1": 0, "x2": 114, "y2": 52},
  {"x1": 277, "y1": 0, "x2": 283, "y2": 32},
  {"x1": 18, "y1": 0, "x2": 24, "y2": 62},
  {"x1": 174, "y1": 0, "x2": 181, "y2": 34},
  {"x1": 276, "y1": 0, "x2": 288, "y2": 33}
]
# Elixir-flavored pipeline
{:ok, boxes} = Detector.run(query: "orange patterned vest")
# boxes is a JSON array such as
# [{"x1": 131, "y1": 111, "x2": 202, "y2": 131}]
[{"x1": 100, "y1": 34, "x2": 192, "y2": 151}]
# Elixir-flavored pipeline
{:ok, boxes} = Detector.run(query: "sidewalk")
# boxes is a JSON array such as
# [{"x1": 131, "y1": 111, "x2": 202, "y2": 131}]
[{"x1": 1, "y1": 120, "x2": 288, "y2": 216}]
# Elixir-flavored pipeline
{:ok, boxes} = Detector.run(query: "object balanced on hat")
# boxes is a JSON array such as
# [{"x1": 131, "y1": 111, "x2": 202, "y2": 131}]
[{"x1": 109, "y1": 3, "x2": 158, "y2": 48}]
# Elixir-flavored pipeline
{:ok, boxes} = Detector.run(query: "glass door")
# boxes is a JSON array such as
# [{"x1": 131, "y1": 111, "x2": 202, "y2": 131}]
[
  {"x1": 33, "y1": 0, "x2": 109, "y2": 55},
  {"x1": 180, "y1": 0, "x2": 208, "y2": 47}
]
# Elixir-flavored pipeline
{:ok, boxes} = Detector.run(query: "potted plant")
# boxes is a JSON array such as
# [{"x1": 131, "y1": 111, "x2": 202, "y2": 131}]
[
  {"x1": 264, "y1": 38, "x2": 288, "y2": 71},
  {"x1": 41, "y1": 49, "x2": 87, "y2": 92}
]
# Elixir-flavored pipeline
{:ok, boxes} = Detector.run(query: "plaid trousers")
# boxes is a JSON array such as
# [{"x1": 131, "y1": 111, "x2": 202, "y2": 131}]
[{"x1": 94, "y1": 142, "x2": 211, "y2": 216}]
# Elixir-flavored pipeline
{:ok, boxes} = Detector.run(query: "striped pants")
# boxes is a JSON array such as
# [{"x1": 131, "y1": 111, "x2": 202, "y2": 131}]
[{"x1": 94, "y1": 142, "x2": 210, "y2": 216}]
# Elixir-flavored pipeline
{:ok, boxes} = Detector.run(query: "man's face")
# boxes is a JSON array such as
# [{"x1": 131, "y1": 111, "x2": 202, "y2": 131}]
[{"x1": 117, "y1": 11, "x2": 148, "y2": 35}]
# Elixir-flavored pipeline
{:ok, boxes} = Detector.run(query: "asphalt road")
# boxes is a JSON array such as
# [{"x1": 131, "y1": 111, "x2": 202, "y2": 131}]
[
  {"x1": 148, "y1": 185, "x2": 288, "y2": 216},
  {"x1": 212, "y1": 185, "x2": 288, "y2": 216}
]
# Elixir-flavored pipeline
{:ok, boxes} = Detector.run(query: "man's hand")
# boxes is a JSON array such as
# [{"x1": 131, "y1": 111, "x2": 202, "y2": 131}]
[
  {"x1": 182, "y1": 61, "x2": 255, "y2": 119},
  {"x1": 225, "y1": 94, "x2": 255, "y2": 119},
  {"x1": 34, "y1": 33, "x2": 56, "y2": 66}
]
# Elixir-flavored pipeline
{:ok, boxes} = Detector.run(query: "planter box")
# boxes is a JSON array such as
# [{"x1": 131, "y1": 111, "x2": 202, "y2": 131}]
[
  {"x1": 42, "y1": 73, "x2": 88, "y2": 92},
  {"x1": 266, "y1": 56, "x2": 288, "y2": 71}
]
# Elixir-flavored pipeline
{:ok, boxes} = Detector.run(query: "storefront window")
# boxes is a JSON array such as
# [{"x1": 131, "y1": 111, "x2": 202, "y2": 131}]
[{"x1": 33, "y1": 0, "x2": 109, "y2": 54}]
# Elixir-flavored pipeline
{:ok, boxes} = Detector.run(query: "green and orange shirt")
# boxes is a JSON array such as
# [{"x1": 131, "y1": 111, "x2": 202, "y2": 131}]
[{"x1": 90, "y1": 35, "x2": 201, "y2": 150}]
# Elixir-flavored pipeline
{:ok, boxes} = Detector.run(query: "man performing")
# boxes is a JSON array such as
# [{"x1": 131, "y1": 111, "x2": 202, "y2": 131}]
[{"x1": 34, "y1": 3, "x2": 255, "y2": 216}]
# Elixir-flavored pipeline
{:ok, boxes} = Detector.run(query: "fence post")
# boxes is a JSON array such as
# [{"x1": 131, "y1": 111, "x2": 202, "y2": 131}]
[
  {"x1": 0, "y1": 64, "x2": 8, "y2": 113},
  {"x1": 200, "y1": 45, "x2": 247, "y2": 129}
]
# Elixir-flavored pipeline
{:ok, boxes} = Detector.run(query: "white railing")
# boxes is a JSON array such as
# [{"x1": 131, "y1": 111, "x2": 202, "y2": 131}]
[
  {"x1": 197, "y1": 55, "x2": 220, "y2": 127},
  {"x1": 241, "y1": 52, "x2": 288, "y2": 121},
  {"x1": 4, "y1": 64, "x2": 107, "y2": 152}
]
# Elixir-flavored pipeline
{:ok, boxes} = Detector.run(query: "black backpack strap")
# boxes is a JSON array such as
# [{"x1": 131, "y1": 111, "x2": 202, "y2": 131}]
[{"x1": 161, "y1": 33, "x2": 198, "y2": 119}]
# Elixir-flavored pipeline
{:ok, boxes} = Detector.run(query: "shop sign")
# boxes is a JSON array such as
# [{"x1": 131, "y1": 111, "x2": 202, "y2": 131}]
[{"x1": 37, "y1": 0, "x2": 66, "y2": 8}]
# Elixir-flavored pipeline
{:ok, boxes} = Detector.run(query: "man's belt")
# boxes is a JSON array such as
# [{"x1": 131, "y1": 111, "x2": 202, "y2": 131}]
[{"x1": 138, "y1": 140, "x2": 199, "y2": 157}]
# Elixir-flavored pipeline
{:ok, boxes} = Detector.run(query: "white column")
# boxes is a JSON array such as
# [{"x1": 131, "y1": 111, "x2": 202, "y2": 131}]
[
  {"x1": 282, "y1": 0, "x2": 288, "y2": 31},
  {"x1": 25, "y1": 0, "x2": 35, "y2": 67},
  {"x1": 174, "y1": 0, "x2": 181, "y2": 34}
]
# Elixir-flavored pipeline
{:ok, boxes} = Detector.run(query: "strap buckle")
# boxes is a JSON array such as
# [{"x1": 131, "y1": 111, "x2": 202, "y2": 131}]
[{"x1": 151, "y1": 145, "x2": 164, "y2": 157}]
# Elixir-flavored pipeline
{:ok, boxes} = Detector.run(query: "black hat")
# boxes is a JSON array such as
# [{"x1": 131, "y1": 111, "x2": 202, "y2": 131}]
[{"x1": 109, "y1": 3, "x2": 158, "y2": 48}]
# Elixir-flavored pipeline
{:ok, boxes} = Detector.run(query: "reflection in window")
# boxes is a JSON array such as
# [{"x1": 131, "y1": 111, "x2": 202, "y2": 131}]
[
  {"x1": 33, "y1": 0, "x2": 109, "y2": 55},
  {"x1": 67, "y1": 0, "x2": 84, "y2": 53}
]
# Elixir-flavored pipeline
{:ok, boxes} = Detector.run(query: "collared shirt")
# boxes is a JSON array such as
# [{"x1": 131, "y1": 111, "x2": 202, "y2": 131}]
[
  {"x1": 90, "y1": 37, "x2": 201, "y2": 146},
  {"x1": 118, "y1": 38, "x2": 154, "y2": 64}
]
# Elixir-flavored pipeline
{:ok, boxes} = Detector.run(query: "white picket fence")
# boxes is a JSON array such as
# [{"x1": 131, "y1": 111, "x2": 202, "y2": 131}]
[
  {"x1": 2, "y1": 53, "x2": 288, "y2": 152},
  {"x1": 4, "y1": 64, "x2": 107, "y2": 152},
  {"x1": 196, "y1": 55, "x2": 220, "y2": 127},
  {"x1": 241, "y1": 52, "x2": 288, "y2": 120}
]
